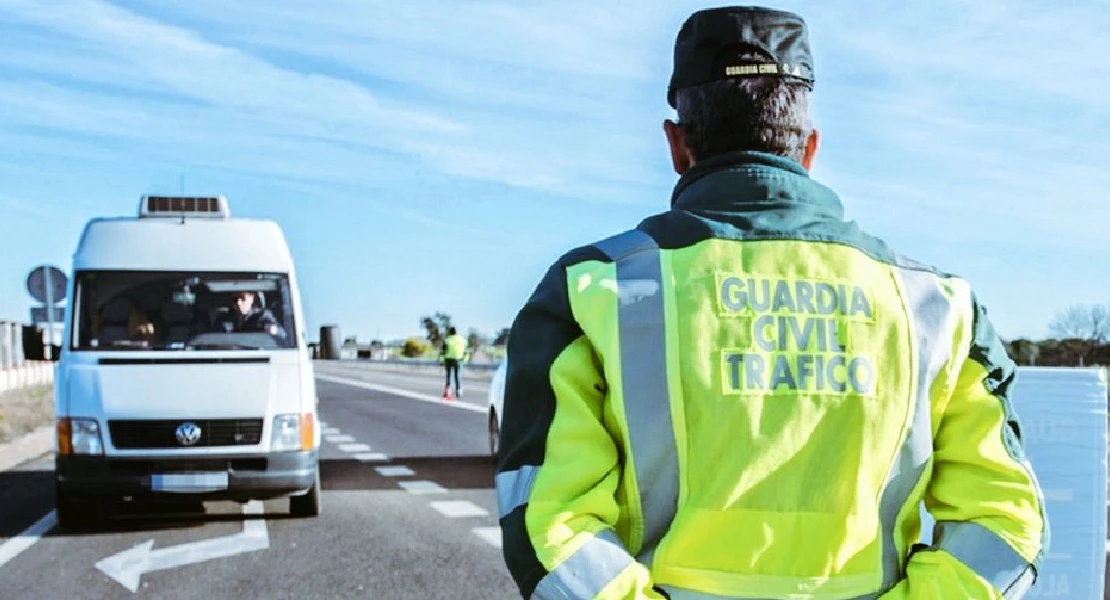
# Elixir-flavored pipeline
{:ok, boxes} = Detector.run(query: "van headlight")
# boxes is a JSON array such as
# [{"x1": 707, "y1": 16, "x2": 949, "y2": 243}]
[
  {"x1": 57, "y1": 418, "x2": 104, "y2": 455},
  {"x1": 272, "y1": 414, "x2": 314, "y2": 451}
]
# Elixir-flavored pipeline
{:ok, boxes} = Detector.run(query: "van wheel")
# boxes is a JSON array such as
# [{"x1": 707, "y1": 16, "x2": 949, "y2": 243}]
[
  {"x1": 55, "y1": 485, "x2": 104, "y2": 531},
  {"x1": 488, "y1": 410, "x2": 500, "y2": 462},
  {"x1": 290, "y1": 469, "x2": 321, "y2": 518}
]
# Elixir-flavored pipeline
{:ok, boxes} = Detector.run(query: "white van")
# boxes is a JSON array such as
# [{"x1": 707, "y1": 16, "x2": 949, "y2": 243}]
[{"x1": 53, "y1": 196, "x2": 320, "y2": 529}]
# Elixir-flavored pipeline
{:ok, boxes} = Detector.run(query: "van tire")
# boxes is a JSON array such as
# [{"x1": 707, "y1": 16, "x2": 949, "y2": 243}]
[
  {"x1": 55, "y1": 485, "x2": 103, "y2": 531},
  {"x1": 290, "y1": 469, "x2": 320, "y2": 518}
]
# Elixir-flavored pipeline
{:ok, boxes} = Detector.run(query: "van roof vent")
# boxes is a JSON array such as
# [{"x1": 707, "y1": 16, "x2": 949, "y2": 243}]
[{"x1": 139, "y1": 195, "x2": 230, "y2": 219}]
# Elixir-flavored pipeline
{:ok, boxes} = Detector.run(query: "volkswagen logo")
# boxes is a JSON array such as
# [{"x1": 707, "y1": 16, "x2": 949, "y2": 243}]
[{"x1": 175, "y1": 422, "x2": 202, "y2": 446}]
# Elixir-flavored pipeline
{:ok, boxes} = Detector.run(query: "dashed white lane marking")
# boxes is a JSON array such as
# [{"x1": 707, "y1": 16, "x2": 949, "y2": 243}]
[
  {"x1": 430, "y1": 501, "x2": 489, "y2": 518},
  {"x1": 0, "y1": 511, "x2": 56, "y2": 568},
  {"x1": 326, "y1": 434, "x2": 355, "y2": 443},
  {"x1": 398, "y1": 481, "x2": 448, "y2": 495},
  {"x1": 321, "y1": 427, "x2": 340, "y2": 435},
  {"x1": 354, "y1": 453, "x2": 388, "y2": 462},
  {"x1": 473, "y1": 527, "x2": 502, "y2": 548},
  {"x1": 317, "y1": 421, "x2": 328, "y2": 428},
  {"x1": 338, "y1": 443, "x2": 372, "y2": 453},
  {"x1": 315, "y1": 374, "x2": 486, "y2": 414},
  {"x1": 376, "y1": 466, "x2": 415, "y2": 477}
]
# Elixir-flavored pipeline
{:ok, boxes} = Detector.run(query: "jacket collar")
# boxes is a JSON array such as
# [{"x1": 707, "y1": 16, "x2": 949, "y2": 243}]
[{"x1": 669, "y1": 151, "x2": 845, "y2": 220}]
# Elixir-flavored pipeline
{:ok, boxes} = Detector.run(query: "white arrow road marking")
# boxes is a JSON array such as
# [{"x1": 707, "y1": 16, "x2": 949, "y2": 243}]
[{"x1": 95, "y1": 500, "x2": 269, "y2": 593}]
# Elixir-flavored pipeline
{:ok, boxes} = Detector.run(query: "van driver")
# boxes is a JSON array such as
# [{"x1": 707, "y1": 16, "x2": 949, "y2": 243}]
[{"x1": 215, "y1": 291, "x2": 284, "y2": 337}]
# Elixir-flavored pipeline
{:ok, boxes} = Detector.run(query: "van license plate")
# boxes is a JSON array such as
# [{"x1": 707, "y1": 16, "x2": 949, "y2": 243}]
[{"x1": 151, "y1": 472, "x2": 229, "y2": 493}]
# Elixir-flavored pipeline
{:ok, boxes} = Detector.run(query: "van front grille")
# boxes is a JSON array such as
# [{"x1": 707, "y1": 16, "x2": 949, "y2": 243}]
[{"x1": 108, "y1": 419, "x2": 264, "y2": 449}]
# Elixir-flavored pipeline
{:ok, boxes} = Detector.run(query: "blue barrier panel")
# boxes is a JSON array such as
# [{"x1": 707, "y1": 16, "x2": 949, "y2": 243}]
[
  {"x1": 920, "y1": 367, "x2": 1108, "y2": 598},
  {"x1": 1017, "y1": 367, "x2": 1107, "y2": 599}
]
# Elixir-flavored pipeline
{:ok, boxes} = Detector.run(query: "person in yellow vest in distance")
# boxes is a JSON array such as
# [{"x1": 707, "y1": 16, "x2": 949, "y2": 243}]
[
  {"x1": 441, "y1": 327, "x2": 467, "y2": 399},
  {"x1": 495, "y1": 6, "x2": 1047, "y2": 600}
]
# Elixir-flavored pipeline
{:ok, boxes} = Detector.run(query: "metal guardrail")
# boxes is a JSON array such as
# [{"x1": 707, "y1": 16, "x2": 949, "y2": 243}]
[{"x1": 328, "y1": 357, "x2": 501, "y2": 372}]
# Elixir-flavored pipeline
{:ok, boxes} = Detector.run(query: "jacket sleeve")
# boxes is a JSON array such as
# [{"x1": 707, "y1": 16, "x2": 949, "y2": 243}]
[
  {"x1": 496, "y1": 257, "x2": 665, "y2": 600},
  {"x1": 881, "y1": 295, "x2": 1048, "y2": 599}
]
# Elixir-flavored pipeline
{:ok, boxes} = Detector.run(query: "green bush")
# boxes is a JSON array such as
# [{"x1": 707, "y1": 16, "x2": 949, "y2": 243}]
[{"x1": 401, "y1": 337, "x2": 428, "y2": 358}]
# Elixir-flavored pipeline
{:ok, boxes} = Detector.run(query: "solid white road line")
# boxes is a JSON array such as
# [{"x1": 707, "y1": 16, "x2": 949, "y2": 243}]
[
  {"x1": 398, "y1": 481, "x2": 448, "y2": 495},
  {"x1": 338, "y1": 443, "x2": 372, "y2": 453},
  {"x1": 326, "y1": 434, "x2": 356, "y2": 443},
  {"x1": 354, "y1": 453, "x2": 388, "y2": 462},
  {"x1": 376, "y1": 466, "x2": 415, "y2": 477},
  {"x1": 429, "y1": 501, "x2": 489, "y2": 519},
  {"x1": 473, "y1": 527, "x2": 502, "y2": 548},
  {"x1": 0, "y1": 511, "x2": 56, "y2": 569},
  {"x1": 315, "y1": 374, "x2": 486, "y2": 414}
]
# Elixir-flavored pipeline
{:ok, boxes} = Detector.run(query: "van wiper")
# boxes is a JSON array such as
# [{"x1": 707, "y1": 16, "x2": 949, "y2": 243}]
[{"x1": 187, "y1": 343, "x2": 266, "y2": 351}]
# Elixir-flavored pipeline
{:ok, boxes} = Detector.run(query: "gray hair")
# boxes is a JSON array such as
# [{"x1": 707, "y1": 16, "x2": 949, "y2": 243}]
[{"x1": 675, "y1": 71, "x2": 813, "y2": 163}]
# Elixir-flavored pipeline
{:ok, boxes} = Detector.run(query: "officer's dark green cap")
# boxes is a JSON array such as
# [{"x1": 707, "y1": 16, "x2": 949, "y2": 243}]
[{"x1": 667, "y1": 6, "x2": 814, "y2": 108}]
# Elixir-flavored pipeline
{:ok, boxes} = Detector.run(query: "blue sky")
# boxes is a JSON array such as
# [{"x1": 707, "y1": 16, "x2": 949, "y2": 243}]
[{"x1": 0, "y1": 0, "x2": 1106, "y2": 343}]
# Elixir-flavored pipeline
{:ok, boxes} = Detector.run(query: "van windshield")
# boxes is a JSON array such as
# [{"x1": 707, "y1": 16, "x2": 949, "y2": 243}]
[{"x1": 71, "y1": 271, "x2": 298, "y2": 351}]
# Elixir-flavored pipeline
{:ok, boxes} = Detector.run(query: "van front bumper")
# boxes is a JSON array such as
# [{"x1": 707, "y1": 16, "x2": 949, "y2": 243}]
[{"x1": 55, "y1": 450, "x2": 318, "y2": 502}]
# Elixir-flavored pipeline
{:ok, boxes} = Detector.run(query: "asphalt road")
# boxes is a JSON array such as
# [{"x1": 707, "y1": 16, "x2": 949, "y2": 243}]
[{"x1": 0, "y1": 367, "x2": 515, "y2": 600}]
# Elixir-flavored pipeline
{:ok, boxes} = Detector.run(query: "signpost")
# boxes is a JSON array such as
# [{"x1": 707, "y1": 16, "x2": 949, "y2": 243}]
[{"x1": 25, "y1": 265, "x2": 67, "y2": 360}]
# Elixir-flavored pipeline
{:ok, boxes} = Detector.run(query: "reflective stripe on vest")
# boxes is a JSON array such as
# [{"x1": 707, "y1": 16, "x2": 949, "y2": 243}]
[
  {"x1": 870, "y1": 266, "x2": 957, "y2": 592},
  {"x1": 496, "y1": 464, "x2": 539, "y2": 519},
  {"x1": 532, "y1": 529, "x2": 635, "y2": 600},
  {"x1": 933, "y1": 521, "x2": 1036, "y2": 598},
  {"x1": 593, "y1": 228, "x2": 679, "y2": 559}
]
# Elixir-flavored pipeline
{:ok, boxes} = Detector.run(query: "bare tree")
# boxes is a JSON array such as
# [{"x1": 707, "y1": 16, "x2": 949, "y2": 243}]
[
  {"x1": 420, "y1": 312, "x2": 454, "y2": 349},
  {"x1": 1048, "y1": 303, "x2": 1110, "y2": 343}
]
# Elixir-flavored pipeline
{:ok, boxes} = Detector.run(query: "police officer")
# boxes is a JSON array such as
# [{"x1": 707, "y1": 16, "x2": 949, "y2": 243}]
[
  {"x1": 496, "y1": 6, "x2": 1046, "y2": 600},
  {"x1": 441, "y1": 326, "x2": 467, "y2": 398}
]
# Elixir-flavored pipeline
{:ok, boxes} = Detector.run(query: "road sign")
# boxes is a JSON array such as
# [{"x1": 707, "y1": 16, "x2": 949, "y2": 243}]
[
  {"x1": 30, "y1": 307, "x2": 65, "y2": 324},
  {"x1": 25, "y1": 265, "x2": 67, "y2": 305}
]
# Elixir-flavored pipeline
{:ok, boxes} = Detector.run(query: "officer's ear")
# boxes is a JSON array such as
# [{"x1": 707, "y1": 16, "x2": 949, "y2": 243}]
[
  {"x1": 801, "y1": 128, "x2": 821, "y2": 171},
  {"x1": 663, "y1": 119, "x2": 693, "y2": 175}
]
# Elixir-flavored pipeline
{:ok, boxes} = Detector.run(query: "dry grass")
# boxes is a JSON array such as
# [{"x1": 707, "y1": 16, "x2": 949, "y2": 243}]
[{"x1": 0, "y1": 384, "x2": 54, "y2": 445}]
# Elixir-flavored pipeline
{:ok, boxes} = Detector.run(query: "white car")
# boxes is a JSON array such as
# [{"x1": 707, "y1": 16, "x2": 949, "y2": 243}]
[{"x1": 487, "y1": 360, "x2": 506, "y2": 460}]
